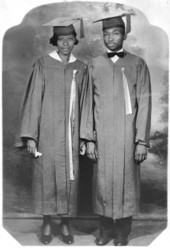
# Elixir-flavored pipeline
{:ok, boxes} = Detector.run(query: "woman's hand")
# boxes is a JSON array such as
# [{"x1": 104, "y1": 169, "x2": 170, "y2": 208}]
[
  {"x1": 80, "y1": 140, "x2": 86, "y2": 155},
  {"x1": 27, "y1": 139, "x2": 37, "y2": 156},
  {"x1": 86, "y1": 142, "x2": 98, "y2": 161}
]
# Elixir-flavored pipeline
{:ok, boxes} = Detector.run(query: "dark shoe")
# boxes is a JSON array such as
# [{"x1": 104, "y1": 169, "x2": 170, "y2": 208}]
[
  {"x1": 114, "y1": 236, "x2": 128, "y2": 246},
  {"x1": 95, "y1": 216, "x2": 114, "y2": 245},
  {"x1": 41, "y1": 221, "x2": 52, "y2": 245},
  {"x1": 113, "y1": 216, "x2": 132, "y2": 246},
  {"x1": 41, "y1": 233, "x2": 52, "y2": 245},
  {"x1": 60, "y1": 222, "x2": 74, "y2": 244},
  {"x1": 61, "y1": 234, "x2": 74, "y2": 245},
  {"x1": 95, "y1": 236, "x2": 112, "y2": 246}
]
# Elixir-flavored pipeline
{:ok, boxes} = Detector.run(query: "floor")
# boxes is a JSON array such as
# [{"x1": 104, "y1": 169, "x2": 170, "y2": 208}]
[{"x1": 2, "y1": 218, "x2": 167, "y2": 246}]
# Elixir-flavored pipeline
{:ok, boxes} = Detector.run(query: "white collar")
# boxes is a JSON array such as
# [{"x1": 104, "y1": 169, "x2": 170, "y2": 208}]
[
  {"x1": 49, "y1": 50, "x2": 76, "y2": 63},
  {"x1": 107, "y1": 48, "x2": 124, "y2": 53}
]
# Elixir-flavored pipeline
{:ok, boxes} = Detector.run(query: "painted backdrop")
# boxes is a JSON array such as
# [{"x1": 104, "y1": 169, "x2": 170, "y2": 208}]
[{"x1": 3, "y1": 1, "x2": 168, "y2": 218}]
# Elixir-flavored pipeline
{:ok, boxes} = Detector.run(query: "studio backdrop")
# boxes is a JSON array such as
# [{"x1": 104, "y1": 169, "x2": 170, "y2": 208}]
[{"x1": 3, "y1": 1, "x2": 168, "y2": 220}]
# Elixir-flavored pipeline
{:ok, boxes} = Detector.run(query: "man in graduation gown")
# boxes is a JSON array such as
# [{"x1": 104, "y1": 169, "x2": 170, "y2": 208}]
[{"x1": 80, "y1": 13, "x2": 152, "y2": 246}]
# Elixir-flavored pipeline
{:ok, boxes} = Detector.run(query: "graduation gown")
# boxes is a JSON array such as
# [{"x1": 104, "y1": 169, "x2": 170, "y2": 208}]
[
  {"x1": 15, "y1": 52, "x2": 86, "y2": 216},
  {"x1": 80, "y1": 51, "x2": 151, "y2": 219}
]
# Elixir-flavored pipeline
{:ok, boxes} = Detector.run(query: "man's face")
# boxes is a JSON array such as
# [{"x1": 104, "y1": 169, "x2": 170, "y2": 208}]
[
  {"x1": 57, "y1": 34, "x2": 76, "y2": 56},
  {"x1": 103, "y1": 27, "x2": 125, "y2": 51}
]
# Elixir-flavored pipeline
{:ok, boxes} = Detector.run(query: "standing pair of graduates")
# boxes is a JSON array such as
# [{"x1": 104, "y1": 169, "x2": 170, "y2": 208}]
[{"x1": 15, "y1": 13, "x2": 151, "y2": 246}]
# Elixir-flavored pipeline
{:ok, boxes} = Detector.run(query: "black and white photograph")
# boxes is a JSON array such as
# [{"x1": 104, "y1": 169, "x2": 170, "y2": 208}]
[{"x1": 1, "y1": 0, "x2": 169, "y2": 246}]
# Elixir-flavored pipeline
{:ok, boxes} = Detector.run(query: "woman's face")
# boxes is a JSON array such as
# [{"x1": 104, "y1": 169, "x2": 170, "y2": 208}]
[{"x1": 57, "y1": 34, "x2": 76, "y2": 56}]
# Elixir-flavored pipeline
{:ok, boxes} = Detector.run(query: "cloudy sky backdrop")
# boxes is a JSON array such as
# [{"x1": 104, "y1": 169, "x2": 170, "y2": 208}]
[{"x1": 3, "y1": 1, "x2": 168, "y2": 138}]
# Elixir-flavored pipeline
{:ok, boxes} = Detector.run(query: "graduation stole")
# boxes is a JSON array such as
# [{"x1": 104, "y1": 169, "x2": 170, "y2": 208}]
[{"x1": 68, "y1": 70, "x2": 77, "y2": 180}]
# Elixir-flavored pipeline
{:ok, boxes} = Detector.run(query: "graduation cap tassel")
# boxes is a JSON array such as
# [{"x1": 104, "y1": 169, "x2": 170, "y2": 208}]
[
  {"x1": 79, "y1": 18, "x2": 85, "y2": 38},
  {"x1": 125, "y1": 14, "x2": 131, "y2": 34}
]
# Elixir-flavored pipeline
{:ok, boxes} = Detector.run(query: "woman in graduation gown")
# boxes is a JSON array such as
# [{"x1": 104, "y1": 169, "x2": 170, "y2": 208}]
[{"x1": 15, "y1": 17, "x2": 86, "y2": 245}]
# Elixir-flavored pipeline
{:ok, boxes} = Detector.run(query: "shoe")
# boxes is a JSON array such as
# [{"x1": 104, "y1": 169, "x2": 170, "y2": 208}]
[
  {"x1": 113, "y1": 216, "x2": 131, "y2": 246},
  {"x1": 61, "y1": 234, "x2": 74, "y2": 245},
  {"x1": 95, "y1": 236, "x2": 112, "y2": 246},
  {"x1": 41, "y1": 222, "x2": 52, "y2": 245},
  {"x1": 114, "y1": 236, "x2": 128, "y2": 246},
  {"x1": 60, "y1": 222, "x2": 74, "y2": 244},
  {"x1": 41, "y1": 233, "x2": 52, "y2": 245},
  {"x1": 95, "y1": 216, "x2": 114, "y2": 245}
]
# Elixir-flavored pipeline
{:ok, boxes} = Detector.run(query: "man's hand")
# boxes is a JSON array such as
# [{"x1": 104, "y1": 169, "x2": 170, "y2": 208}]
[
  {"x1": 27, "y1": 139, "x2": 37, "y2": 156},
  {"x1": 135, "y1": 144, "x2": 148, "y2": 163},
  {"x1": 86, "y1": 142, "x2": 98, "y2": 161}
]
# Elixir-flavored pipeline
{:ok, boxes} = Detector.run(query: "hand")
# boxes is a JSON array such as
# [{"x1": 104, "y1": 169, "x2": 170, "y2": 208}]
[
  {"x1": 27, "y1": 139, "x2": 37, "y2": 156},
  {"x1": 135, "y1": 144, "x2": 148, "y2": 163},
  {"x1": 86, "y1": 142, "x2": 98, "y2": 161},
  {"x1": 80, "y1": 140, "x2": 86, "y2": 155}
]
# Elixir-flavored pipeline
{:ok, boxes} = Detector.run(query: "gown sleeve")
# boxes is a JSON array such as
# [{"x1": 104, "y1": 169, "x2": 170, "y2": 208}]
[
  {"x1": 80, "y1": 60, "x2": 95, "y2": 142},
  {"x1": 135, "y1": 58, "x2": 152, "y2": 147},
  {"x1": 15, "y1": 59, "x2": 45, "y2": 147}
]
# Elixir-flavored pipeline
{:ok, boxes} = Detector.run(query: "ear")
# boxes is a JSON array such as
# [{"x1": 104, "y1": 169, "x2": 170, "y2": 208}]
[
  {"x1": 74, "y1": 39, "x2": 79, "y2": 45},
  {"x1": 123, "y1": 34, "x2": 127, "y2": 40}
]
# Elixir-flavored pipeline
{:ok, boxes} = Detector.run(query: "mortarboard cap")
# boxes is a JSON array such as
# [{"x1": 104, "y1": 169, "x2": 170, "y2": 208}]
[
  {"x1": 93, "y1": 13, "x2": 132, "y2": 34},
  {"x1": 42, "y1": 17, "x2": 85, "y2": 38}
]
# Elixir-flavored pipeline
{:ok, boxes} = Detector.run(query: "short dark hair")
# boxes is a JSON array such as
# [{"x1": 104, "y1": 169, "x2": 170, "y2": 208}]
[{"x1": 49, "y1": 33, "x2": 79, "y2": 46}]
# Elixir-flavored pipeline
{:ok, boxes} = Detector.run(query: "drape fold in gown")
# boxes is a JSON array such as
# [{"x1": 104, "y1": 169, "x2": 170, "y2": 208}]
[
  {"x1": 15, "y1": 51, "x2": 86, "y2": 216},
  {"x1": 80, "y1": 51, "x2": 152, "y2": 219}
]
